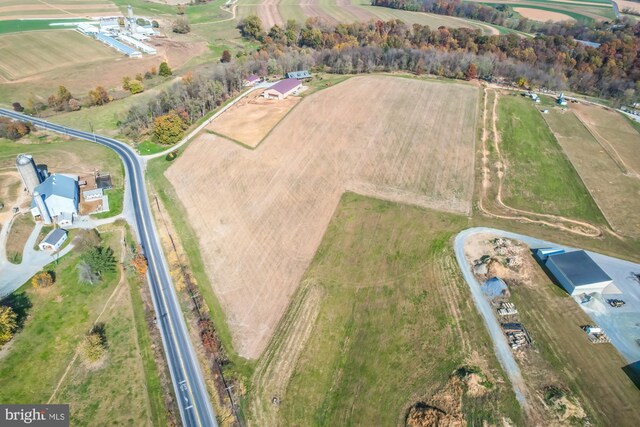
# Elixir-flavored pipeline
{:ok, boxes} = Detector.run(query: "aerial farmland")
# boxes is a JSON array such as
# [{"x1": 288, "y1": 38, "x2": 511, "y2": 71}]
[{"x1": 1, "y1": 0, "x2": 640, "y2": 426}]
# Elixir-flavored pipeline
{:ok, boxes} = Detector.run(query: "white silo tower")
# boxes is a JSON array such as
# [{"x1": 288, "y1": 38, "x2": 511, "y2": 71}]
[
  {"x1": 16, "y1": 154, "x2": 41, "y2": 195},
  {"x1": 33, "y1": 191, "x2": 52, "y2": 224}
]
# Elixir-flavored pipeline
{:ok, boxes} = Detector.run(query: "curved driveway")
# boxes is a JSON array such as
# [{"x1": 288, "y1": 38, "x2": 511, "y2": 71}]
[{"x1": 0, "y1": 108, "x2": 217, "y2": 427}]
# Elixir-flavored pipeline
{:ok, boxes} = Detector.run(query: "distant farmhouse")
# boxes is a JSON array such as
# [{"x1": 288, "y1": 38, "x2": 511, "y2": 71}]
[
  {"x1": 537, "y1": 249, "x2": 615, "y2": 295},
  {"x1": 16, "y1": 154, "x2": 79, "y2": 227},
  {"x1": 244, "y1": 75, "x2": 260, "y2": 87},
  {"x1": 263, "y1": 78, "x2": 302, "y2": 100},
  {"x1": 285, "y1": 70, "x2": 311, "y2": 80}
]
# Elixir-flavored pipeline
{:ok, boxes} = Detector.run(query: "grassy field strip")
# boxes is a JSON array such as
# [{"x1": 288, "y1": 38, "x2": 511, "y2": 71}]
[
  {"x1": 5, "y1": 214, "x2": 34, "y2": 264},
  {"x1": 253, "y1": 194, "x2": 522, "y2": 425},
  {"x1": 48, "y1": 228, "x2": 127, "y2": 403},
  {"x1": 476, "y1": 90, "x2": 606, "y2": 238},
  {"x1": 573, "y1": 107, "x2": 640, "y2": 179},
  {"x1": 0, "y1": 30, "x2": 119, "y2": 81},
  {"x1": 249, "y1": 282, "x2": 324, "y2": 426},
  {"x1": 493, "y1": 92, "x2": 605, "y2": 226},
  {"x1": 479, "y1": 1, "x2": 611, "y2": 21},
  {"x1": 542, "y1": 108, "x2": 640, "y2": 237}
]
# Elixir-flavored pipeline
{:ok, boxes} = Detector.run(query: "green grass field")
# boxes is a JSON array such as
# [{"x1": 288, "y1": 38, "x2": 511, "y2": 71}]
[
  {"x1": 249, "y1": 193, "x2": 522, "y2": 426},
  {"x1": 0, "y1": 19, "x2": 91, "y2": 35},
  {"x1": 0, "y1": 136, "x2": 123, "y2": 188},
  {"x1": 496, "y1": 94, "x2": 605, "y2": 225},
  {"x1": 0, "y1": 30, "x2": 119, "y2": 81}
]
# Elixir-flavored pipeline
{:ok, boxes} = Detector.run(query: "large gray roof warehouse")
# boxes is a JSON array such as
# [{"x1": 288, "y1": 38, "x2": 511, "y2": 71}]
[{"x1": 545, "y1": 250, "x2": 613, "y2": 295}]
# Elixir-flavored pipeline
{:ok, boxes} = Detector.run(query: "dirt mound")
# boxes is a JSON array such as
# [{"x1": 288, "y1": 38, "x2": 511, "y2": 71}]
[
  {"x1": 406, "y1": 367, "x2": 491, "y2": 426},
  {"x1": 406, "y1": 403, "x2": 462, "y2": 427}
]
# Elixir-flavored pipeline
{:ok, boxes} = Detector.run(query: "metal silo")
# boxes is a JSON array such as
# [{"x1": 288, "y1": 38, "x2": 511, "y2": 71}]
[
  {"x1": 15, "y1": 154, "x2": 41, "y2": 195},
  {"x1": 33, "y1": 191, "x2": 51, "y2": 224}
]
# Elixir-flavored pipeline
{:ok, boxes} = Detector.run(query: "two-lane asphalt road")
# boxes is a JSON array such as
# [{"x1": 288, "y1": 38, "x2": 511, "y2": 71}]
[{"x1": 0, "y1": 108, "x2": 217, "y2": 427}]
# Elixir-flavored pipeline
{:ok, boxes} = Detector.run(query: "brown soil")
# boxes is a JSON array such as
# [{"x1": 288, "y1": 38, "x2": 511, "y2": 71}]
[
  {"x1": 257, "y1": 0, "x2": 283, "y2": 29},
  {"x1": 542, "y1": 102, "x2": 640, "y2": 237},
  {"x1": 207, "y1": 90, "x2": 300, "y2": 148},
  {"x1": 166, "y1": 76, "x2": 479, "y2": 358},
  {"x1": 513, "y1": 7, "x2": 576, "y2": 22}
]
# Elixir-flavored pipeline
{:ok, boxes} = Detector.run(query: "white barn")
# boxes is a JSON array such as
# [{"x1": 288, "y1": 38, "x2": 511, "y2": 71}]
[
  {"x1": 545, "y1": 250, "x2": 613, "y2": 295},
  {"x1": 30, "y1": 174, "x2": 79, "y2": 226}
]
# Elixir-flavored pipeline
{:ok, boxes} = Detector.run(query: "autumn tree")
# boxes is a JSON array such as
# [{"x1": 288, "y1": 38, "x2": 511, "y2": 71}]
[
  {"x1": 32, "y1": 271, "x2": 54, "y2": 289},
  {"x1": 122, "y1": 76, "x2": 131, "y2": 91},
  {"x1": 237, "y1": 15, "x2": 263, "y2": 40},
  {"x1": 153, "y1": 112, "x2": 187, "y2": 145},
  {"x1": 128, "y1": 80, "x2": 144, "y2": 94},
  {"x1": 221, "y1": 50, "x2": 232, "y2": 63},
  {"x1": 47, "y1": 85, "x2": 74, "y2": 111},
  {"x1": 68, "y1": 98, "x2": 81, "y2": 111},
  {"x1": 465, "y1": 63, "x2": 478, "y2": 80},
  {"x1": 0, "y1": 306, "x2": 18, "y2": 346},
  {"x1": 88, "y1": 86, "x2": 110, "y2": 106},
  {"x1": 135, "y1": 73, "x2": 144, "y2": 81},
  {"x1": 131, "y1": 248, "x2": 148, "y2": 277},
  {"x1": 79, "y1": 324, "x2": 107, "y2": 363},
  {"x1": 158, "y1": 62, "x2": 172, "y2": 77},
  {"x1": 516, "y1": 76, "x2": 529, "y2": 88},
  {"x1": 173, "y1": 16, "x2": 190, "y2": 34}
]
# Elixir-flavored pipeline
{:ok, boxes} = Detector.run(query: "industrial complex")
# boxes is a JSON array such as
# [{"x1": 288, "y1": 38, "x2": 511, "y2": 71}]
[{"x1": 76, "y1": 5, "x2": 157, "y2": 58}]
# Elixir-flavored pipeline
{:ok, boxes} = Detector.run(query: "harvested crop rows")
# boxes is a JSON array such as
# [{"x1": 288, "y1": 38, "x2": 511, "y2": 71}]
[
  {"x1": 166, "y1": 76, "x2": 479, "y2": 358},
  {"x1": 0, "y1": 0, "x2": 119, "y2": 20},
  {"x1": 254, "y1": 0, "x2": 495, "y2": 33},
  {"x1": 543, "y1": 105, "x2": 640, "y2": 237},
  {"x1": 0, "y1": 30, "x2": 118, "y2": 81}
]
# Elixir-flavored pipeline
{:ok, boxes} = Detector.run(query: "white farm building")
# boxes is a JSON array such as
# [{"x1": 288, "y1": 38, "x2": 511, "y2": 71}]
[
  {"x1": 39, "y1": 228, "x2": 68, "y2": 251},
  {"x1": 544, "y1": 250, "x2": 613, "y2": 295},
  {"x1": 30, "y1": 174, "x2": 79, "y2": 227}
]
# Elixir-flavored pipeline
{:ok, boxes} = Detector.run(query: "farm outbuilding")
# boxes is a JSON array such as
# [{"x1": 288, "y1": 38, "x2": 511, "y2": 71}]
[
  {"x1": 544, "y1": 250, "x2": 613, "y2": 295},
  {"x1": 263, "y1": 79, "x2": 302, "y2": 100},
  {"x1": 244, "y1": 75, "x2": 260, "y2": 86},
  {"x1": 285, "y1": 70, "x2": 311, "y2": 80},
  {"x1": 39, "y1": 228, "x2": 67, "y2": 251}
]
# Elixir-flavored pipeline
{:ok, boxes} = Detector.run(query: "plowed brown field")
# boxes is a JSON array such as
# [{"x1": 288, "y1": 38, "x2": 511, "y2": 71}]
[{"x1": 165, "y1": 76, "x2": 479, "y2": 358}]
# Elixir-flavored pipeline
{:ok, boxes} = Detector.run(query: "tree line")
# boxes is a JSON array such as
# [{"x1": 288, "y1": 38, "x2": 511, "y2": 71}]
[{"x1": 238, "y1": 14, "x2": 639, "y2": 102}]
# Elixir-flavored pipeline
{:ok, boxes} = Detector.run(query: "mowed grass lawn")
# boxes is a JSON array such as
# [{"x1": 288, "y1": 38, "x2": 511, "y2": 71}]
[
  {"x1": 0, "y1": 230, "x2": 160, "y2": 425},
  {"x1": 496, "y1": 95, "x2": 605, "y2": 224},
  {"x1": 0, "y1": 30, "x2": 119, "y2": 81},
  {"x1": 252, "y1": 194, "x2": 522, "y2": 425}
]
